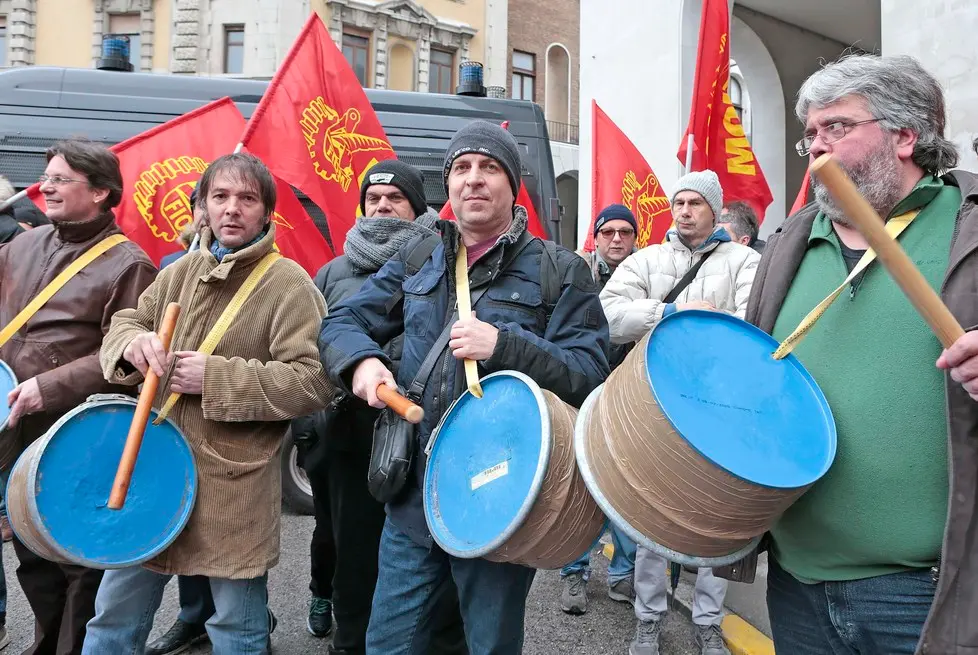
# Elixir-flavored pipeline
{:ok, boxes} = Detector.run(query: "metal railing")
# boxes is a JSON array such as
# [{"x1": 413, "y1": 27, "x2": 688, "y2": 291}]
[{"x1": 547, "y1": 120, "x2": 580, "y2": 145}]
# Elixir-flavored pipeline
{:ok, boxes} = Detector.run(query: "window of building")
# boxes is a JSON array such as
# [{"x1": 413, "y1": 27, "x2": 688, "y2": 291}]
[
  {"x1": 511, "y1": 50, "x2": 535, "y2": 101},
  {"x1": 429, "y1": 48, "x2": 454, "y2": 94},
  {"x1": 342, "y1": 32, "x2": 370, "y2": 86},
  {"x1": 0, "y1": 17, "x2": 6, "y2": 67},
  {"x1": 108, "y1": 13, "x2": 141, "y2": 70},
  {"x1": 224, "y1": 25, "x2": 245, "y2": 74},
  {"x1": 728, "y1": 73, "x2": 751, "y2": 139}
]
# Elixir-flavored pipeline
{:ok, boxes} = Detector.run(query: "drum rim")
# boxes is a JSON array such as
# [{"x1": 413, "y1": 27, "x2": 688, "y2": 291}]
[
  {"x1": 573, "y1": 384, "x2": 761, "y2": 568},
  {"x1": 645, "y1": 310, "x2": 838, "y2": 490},
  {"x1": 424, "y1": 370, "x2": 551, "y2": 559},
  {"x1": 0, "y1": 360, "x2": 17, "y2": 434},
  {"x1": 27, "y1": 394, "x2": 198, "y2": 569}
]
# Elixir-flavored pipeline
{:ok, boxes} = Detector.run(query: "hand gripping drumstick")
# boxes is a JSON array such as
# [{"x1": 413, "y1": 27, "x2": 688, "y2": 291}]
[
  {"x1": 810, "y1": 154, "x2": 964, "y2": 347},
  {"x1": 108, "y1": 302, "x2": 182, "y2": 510},
  {"x1": 376, "y1": 385, "x2": 425, "y2": 424}
]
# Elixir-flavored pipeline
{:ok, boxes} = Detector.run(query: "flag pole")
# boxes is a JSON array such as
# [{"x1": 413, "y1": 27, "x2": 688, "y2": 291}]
[
  {"x1": 684, "y1": 134, "x2": 695, "y2": 173},
  {"x1": 0, "y1": 188, "x2": 29, "y2": 213},
  {"x1": 233, "y1": 142, "x2": 244, "y2": 154}
]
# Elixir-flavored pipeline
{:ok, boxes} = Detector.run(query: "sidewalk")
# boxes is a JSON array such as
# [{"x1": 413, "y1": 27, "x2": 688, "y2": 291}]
[{"x1": 603, "y1": 543, "x2": 774, "y2": 655}]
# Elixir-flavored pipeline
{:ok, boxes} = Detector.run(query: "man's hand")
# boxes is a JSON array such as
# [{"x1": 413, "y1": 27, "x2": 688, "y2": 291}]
[
  {"x1": 450, "y1": 312, "x2": 499, "y2": 361},
  {"x1": 170, "y1": 352, "x2": 207, "y2": 395},
  {"x1": 352, "y1": 357, "x2": 396, "y2": 409},
  {"x1": 937, "y1": 331, "x2": 978, "y2": 401},
  {"x1": 7, "y1": 378, "x2": 43, "y2": 428},
  {"x1": 677, "y1": 301, "x2": 716, "y2": 312},
  {"x1": 124, "y1": 331, "x2": 170, "y2": 377}
]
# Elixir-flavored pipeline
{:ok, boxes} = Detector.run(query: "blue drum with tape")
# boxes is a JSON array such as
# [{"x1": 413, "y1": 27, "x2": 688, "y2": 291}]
[
  {"x1": 0, "y1": 360, "x2": 18, "y2": 432},
  {"x1": 6, "y1": 394, "x2": 197, "y2": 569},
  {"x1": 423, "y1": 371, "x2": 604, "y2": 569},
  {"x1": 575, "y1": 310, "x2": 837, "y2": 567}
]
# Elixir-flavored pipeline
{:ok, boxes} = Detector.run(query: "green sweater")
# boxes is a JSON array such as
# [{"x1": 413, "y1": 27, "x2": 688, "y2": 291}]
[{"x1": 770, "y1": 177, "x2": 959, "y2": 583}]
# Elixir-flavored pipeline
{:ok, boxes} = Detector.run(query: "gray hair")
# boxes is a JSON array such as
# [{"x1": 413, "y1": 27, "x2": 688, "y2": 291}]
[
  {"x1": 0, "y1": 176, "x2": 13, "y2": 203},
  {"x1": 796, "y1": 54, "x2": 958, "y2": 173},
  {"x1": 721, "y1": 201, "x2": 758, "y2": 246}
]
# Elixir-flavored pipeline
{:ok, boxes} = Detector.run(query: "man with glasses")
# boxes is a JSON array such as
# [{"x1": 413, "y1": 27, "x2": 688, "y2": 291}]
[
  {"x1": 559, "y1": 204, "x2": 639, "y2": 616},
  {"x1": 600, "y1": 169, "x2": 758, "y2": 655},
  {"x1": 0, "y1": 139, "x2": 157, "y2": 654},
  {"x1": 729, "y1": 53, "x2": 978, "y2": 654}
]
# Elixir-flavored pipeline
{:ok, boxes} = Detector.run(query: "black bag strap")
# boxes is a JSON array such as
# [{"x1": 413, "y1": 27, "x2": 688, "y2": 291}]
[
  {"x1": 385, "y1": 234, "x2": 443, "y2": 314},
  {"x1": 539, "y1": 239, "x2": 561, "y2": 318},
  {"x1": 663, "y1": 248, "x2": 715, "y2": 304},
  {"x1": 404, "y1": 230, "x2": 535, "y2": 403}
]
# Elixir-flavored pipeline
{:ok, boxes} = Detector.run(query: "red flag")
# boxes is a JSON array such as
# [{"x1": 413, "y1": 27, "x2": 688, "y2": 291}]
[
  {"x1": 585, "y1": 101, "x2": 672, "y2": 253},
  {"x1": 789, "y1": 167, "x2": 812, "y2": 215},
  {"x1": 108, "y1": 96, "x2": 330, "y2": 273},
  {"x1": 240, "y1": 13, "x2": 395, "y2": 253},
  {"x1": 677, "y1": 0, "x2": 773, "y2": 219},
  {"x1": 25, "y1": 183, "x2": 46, "y2": 213}
]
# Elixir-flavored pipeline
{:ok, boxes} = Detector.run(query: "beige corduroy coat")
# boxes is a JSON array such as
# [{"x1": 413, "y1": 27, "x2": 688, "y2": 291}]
[{"x1": 100, "y1": 223, "x2": 334, "y2": 579}]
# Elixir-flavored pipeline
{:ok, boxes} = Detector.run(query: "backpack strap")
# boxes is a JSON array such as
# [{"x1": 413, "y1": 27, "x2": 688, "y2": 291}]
[
  {"x1": 538, "y1": 239, "x2": 563, "y2": 320},
  {"x1": 385, "y1": 234, "x2": 443, "y2": 314}
]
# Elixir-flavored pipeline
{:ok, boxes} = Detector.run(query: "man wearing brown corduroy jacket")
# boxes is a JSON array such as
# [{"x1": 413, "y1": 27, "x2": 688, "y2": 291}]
[{"x1": 84, "y1": 153, "x2": 334, "y2": 655}]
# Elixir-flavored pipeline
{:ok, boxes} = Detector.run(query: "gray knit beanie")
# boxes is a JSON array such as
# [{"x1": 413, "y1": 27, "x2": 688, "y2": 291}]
[
  {"x1": 670, "y1": 170, "x2": 723, "y2": 220},
  {"x1": 443, "y1": 121, "x2": 521, "y2": 197}
]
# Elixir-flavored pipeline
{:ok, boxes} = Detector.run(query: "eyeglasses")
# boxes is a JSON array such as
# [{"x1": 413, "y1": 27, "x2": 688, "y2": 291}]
[
  {"x1": 38, "y1": 174, "x2": 85, "y2": 187},
  {"x1": 598, "y1": 227, "x2": 636, "y2": 239},
  {"x1": 795, "y1": 119, "x2": 883, "y2": 157}
]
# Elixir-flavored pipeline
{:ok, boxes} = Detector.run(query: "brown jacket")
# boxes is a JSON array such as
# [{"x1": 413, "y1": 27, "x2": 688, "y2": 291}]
[
  {"x1": 0, "y1": 212, "x2": 156, "y2": 470},
  {"x1": 745, "y1": 170, "x2": 978, "y2": 655},
  {"x1": 100, "y1": 223, "x2": 334, "y2": 579}
]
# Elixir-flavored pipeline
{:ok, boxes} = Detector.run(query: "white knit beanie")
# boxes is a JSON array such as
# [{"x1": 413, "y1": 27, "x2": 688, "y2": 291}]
[{"x1": 670, "y1": 170, "x2": 723, "y2": 221}]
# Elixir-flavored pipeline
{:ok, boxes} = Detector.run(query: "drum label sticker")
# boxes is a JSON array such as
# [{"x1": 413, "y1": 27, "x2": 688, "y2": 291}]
[{"x1": 471, "y1": 461, "x2": 509, "y2": 491}]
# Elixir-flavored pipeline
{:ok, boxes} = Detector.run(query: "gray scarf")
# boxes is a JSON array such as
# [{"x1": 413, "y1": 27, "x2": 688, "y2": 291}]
[{"x1": 344, "y1": 208, "x2": 440, "y2": 273}]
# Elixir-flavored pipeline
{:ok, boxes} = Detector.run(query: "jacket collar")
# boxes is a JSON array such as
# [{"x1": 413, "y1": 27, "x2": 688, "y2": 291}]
[
  {"x1": 52, "y1": 211, "x2": 117, "y2": 244},
  {"x1": 665, "y1": 224, "x2": 732, "y2": 254},
  {"x1": 198, "y1": 222, "x2": 277, "y2": 281}
]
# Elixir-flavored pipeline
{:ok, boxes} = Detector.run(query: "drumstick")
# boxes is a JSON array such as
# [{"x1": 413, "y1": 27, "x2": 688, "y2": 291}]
[
  {"x1": 376, "y1": 385, "x2": 425, "y2": 424},
  {"x1": 810, "y1": 154, "x2": 964, "y2": 347},
  {"x1": 108, "y1": 302, "x2": 182, "y2": 510}
]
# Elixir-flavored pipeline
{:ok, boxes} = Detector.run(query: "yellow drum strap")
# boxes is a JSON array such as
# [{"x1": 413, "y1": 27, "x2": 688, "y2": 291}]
[
  {"x1": 0, "y1": 234, "x2": 129, "y2": 349},
  {"x1": 773, "y1": 210, "x2": 919, "y2": 360},
  {"x1": 154, "y1": 252, "x2": 282, "y2": 424},
  {"x1": 455, "y1": 244, "x2": 484, "y2": 399}
]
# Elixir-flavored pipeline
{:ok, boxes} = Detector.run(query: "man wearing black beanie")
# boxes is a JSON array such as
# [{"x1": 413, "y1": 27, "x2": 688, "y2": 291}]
[{"x1": 319, "y1": 120, "x2": 610, "y2": 654}]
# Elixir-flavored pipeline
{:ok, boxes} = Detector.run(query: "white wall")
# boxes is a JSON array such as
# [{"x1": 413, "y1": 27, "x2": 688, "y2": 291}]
[
  {"x1": 204, "y1": 0, "x2": 309, "y2": 77},
  {"x1": 578, "y1": 0, "x2": 687, "y2": 249},
  {"x1": 881, "y1": 0, "x2": 978, "y2": 173},
  {"x1": 484, "y1": 0, "x2": 509, "y2": 88},
  {"x1": 731, "y1": 16, "x2": 785, "y2": 237}
]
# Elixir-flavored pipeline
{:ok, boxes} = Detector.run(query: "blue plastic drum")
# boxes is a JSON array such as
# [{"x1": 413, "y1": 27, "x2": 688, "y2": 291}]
[
  {"x1": 575, "y1": 310, "x2": 837, "y2": 566},
  {"x1": 6, "y1": 394, "x2": 197, "y2": 569},
  {"x1": 0, "y1": 360, "x2": 17, "y2": 432},
  {"x1": 424, "y1": 371, "x2": 604, "y2": 567}
]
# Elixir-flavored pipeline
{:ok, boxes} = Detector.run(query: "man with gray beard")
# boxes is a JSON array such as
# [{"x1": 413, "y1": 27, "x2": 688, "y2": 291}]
[{"x1": 729, "y1": 53, "x2": 978, "y2": 655}]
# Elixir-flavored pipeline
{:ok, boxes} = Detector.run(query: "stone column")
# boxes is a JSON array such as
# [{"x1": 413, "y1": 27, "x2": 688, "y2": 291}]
[
  {"x1": 172, "y1": 0, "x2": 202, "y2": 74},
  {"x1": 417, "y1": 25, "x2": 431, "y2": 93},
  {"x1": 8, "y1": 0, "x2": 37, "y2": 67},
  {"x1": 882, "y1": 0, "x2": 978, "y2": 172},
  {"x1": 373, "y1": 15, "x2": 388, "y2": 89}
]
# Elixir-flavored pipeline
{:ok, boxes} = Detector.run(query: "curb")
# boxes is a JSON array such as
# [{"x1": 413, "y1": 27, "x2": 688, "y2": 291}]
[{"x1": 602, "y1": 544, "x2": 773, "y2": 655}]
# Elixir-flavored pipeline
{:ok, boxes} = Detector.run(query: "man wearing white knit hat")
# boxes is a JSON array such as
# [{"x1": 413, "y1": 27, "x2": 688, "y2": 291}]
[{"x1": 599, "y1": 169, "x2": 760, "y2": 655}]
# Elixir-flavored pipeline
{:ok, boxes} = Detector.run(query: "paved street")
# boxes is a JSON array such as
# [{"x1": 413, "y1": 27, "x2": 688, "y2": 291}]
[{"x1": 0, "y1": 508, "x2": 700, "y2": 654}]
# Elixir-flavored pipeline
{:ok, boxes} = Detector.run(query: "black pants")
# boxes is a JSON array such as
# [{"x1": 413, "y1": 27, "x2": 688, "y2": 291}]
[
  {"x1": 13, "y1": 537, "x2": 104, "y2": 655},
  {"x1": 311, "y1": 430, "x2": 467, "y2": 655}
]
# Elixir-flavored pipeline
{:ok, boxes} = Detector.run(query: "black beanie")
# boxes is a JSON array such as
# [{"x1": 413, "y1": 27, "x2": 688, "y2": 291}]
[
  {"x1": 593, "y1": 203, "x2": 638, "y2": 236},
  {"x1": 359, "y1": 159, "x2": 428, "y2": 218},
  {"x1": 443, "y1": 121, "x2": 521, "y2": 198}
]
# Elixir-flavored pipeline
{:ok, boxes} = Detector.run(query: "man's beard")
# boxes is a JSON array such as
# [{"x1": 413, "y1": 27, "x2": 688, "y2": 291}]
[{"x1": 813, "y1": 140, "x2": 904, "y2": 226}]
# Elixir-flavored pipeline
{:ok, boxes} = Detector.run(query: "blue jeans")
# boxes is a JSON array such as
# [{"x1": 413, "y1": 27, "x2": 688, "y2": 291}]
[
  {"x1": 177, "y1": 575, "x2": 215, "y2": 624},
  {"x1": 0, "y1": 468, "x2": 8, "y2": 622},
  {"x1": 560, "y1": 525, "x2": 636, "y2": 585},
  {"x1": 83, "y1": 566, "x2": 271, "y2": 655},
  {"x1": 767, "y1": 556, "x2": 935, "y2": 655},
  {"x1": 366, "y1": 518, "x2": 536, "y2": 655}
]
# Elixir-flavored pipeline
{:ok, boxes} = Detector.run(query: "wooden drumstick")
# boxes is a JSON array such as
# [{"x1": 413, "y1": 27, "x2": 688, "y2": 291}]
[
  {"x1": 376, "y1": 385, "x2": 425, "y2": 424},
  {"x1": 108, "y1": 302, "x2": 182, "y2": 510},
  {"x1": 810, "y1": 154, "x2": 964, "y2": 347}
]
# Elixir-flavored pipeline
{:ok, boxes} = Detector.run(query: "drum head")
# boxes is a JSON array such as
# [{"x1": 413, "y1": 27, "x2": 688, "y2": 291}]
[
  {"x1": 645, "y1": 311, "x2": 836, "y2": 489},
  {"x1": 423, "y1": 371, "x2": 550, "y2": 559},
  {"x1": 0, "y1": 361, "x2": 17, "y2": 431},
  {"x1": 30, "y1": 399, "x2": 196, "y2": 568}
]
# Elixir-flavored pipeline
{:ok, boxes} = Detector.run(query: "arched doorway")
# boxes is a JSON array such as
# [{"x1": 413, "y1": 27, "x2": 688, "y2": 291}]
[{"x1": 545, "y1": 44, "x2": 571, "y2": 124}]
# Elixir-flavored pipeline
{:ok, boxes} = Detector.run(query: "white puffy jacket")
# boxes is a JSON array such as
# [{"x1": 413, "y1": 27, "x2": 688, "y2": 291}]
[{"x1": 600, "y1": 227, "x2": 760, "y2": 344}]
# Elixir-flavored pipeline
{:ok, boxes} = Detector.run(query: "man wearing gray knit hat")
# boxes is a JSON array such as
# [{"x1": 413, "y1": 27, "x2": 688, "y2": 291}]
[{"x1": 600, "y1": 169, "x2": 759, "y2": 655}]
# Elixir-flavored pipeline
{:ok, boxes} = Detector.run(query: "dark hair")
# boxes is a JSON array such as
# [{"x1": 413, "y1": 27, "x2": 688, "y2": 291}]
[
  {"x1": 721, "y1": 201, "x2": 759, "y2": 247},
  {"x1": 46, "y1": 139, "x2": 123, "y2": 211},
  {"x1": 196, "y1": 153, "x2": 276, "y2": 219}
]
